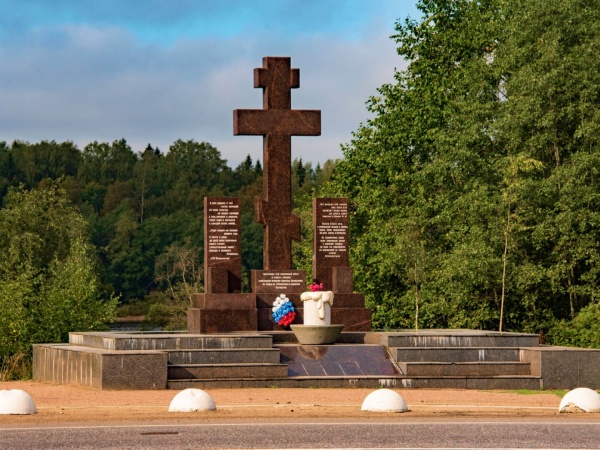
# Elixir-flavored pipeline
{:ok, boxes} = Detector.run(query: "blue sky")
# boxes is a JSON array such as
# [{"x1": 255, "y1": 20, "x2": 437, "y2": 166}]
[{"x1": 0, "y1": 1, "x2": 421, "y2": 166}]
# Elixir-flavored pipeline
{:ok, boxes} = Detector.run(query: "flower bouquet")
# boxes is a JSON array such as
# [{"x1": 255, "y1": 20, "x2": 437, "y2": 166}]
[
  {"x1": 271, "y1": 294, "x2": 296, "y2": 327},
  {"x1": 309, "y1": 279, "x2": 323, "y2": 292}
]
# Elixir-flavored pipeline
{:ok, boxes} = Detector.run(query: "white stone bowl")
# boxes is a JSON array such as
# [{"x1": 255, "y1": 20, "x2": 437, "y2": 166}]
[
  {"x1": 168, "y1": 388, "x2": 216, "y2": 412},
  {"x1": 559, "y1": 387, "x2": 600, "y2": 413},
  {"x1": 0, "y1": 389, "x2": 37, "y2": 415},
  {"x1": 361, "y1": 388, "x2": 408, "y2": 413}
]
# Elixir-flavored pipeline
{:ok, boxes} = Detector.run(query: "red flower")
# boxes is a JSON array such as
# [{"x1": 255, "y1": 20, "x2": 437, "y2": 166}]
[{"x1": 309, "y1": 282, "x2": 323, "y2": 292}]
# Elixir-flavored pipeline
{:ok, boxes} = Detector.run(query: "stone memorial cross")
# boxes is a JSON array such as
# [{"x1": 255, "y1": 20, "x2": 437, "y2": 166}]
[{"x1": 233, "y1": 56, "x2": 321, "y2": 270}]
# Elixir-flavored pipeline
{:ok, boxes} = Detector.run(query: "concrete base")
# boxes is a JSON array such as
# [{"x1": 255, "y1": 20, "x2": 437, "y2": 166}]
[
  {"x1": 33, "y1": 344, "x2": 168, "y2": 389},
  {"x1": 31, "y1": 329, "x2": 600, "y2": 390}
]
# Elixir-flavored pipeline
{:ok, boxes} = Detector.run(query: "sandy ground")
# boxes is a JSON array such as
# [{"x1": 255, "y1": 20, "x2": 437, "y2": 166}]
[{"x1": 3, "y1": 380, "x2": 597, "y2": 427}]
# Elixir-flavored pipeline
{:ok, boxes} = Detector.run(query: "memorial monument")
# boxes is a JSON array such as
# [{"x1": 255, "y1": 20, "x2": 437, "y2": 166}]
[{"x1": 187, "y1": 56, "x2": 371, "y2": 333}]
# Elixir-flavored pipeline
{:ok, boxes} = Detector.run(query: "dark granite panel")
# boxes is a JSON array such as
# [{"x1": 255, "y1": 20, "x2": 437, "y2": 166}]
[
  {"x1": 168, "y1": 364, "x2": 287, "y2": 380},
  {"x1": 539, "y1": 349, "x2": 581, "y2": 389},
  {"x1": 320, "y1": 362, "x2": 348, "y2": 376},
  {"x1": 206, "y1": 267, "x2": 230, "y2": 294},
  {"x1": 332, "y1": 266, "x2": 353, "y2": 293},
  {"x1": 331, "y1": 308, "x2": 372, "y2": 331},
  {"x1": 102, "y1": 353, "x2": 167, "y2": 389},
  {"x1": 466, "y1": 377, "x2": 541, "y2": 390},
  {"x1": 338, "y1": 361, "x2": 363, "y2": 376},
  {"x1": 331, "y1": 293, "x2": 366, "y2": 308},
  {"x1": 204, "y1": 309, "x2": 257, "y2": 333},
  {"x1": 188, "y1": 308, "x2": 258, "y2": 333},
  {"x1": 193, "y1": 293, "x2": 256, "y2": 309},
  {"x1": 278, "y1": 344, "x2": 398, "y2": 377},
  {"x1": 577, "y1": 350, "x2": 600, "y2": 387},
  {"x1": 167, "y1": 348, "x2": 280, "y2": 364}
]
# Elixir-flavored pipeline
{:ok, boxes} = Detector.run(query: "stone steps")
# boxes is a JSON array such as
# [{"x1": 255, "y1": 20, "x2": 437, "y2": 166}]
[
  {"x1": 393, "y1": 347, "x2": 521, "y2": 362},
  {"x1": 167, "y1": 374, "x2": 542, "y2": 390},
  {"x1": 69, "y1": 332, "x2": 272, "y2": 351},
  {"x1": 398, "y1": 361, "x2": 531, "y2": 377},
  {"x1": 167, "y1": 348, "x2": 281, "y2": 364},
  {"x1": 168, "y1": 363, "x2": 288, "y2": 380},
  {"x1": 384, "y1": 330, "x2": 539, "y2": 348},
  {"x1": 391, "y1": 340, "x2": 532, "y2": 379}
]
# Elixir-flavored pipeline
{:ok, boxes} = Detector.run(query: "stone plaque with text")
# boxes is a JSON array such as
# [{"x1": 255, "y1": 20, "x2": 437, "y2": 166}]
[
  {"x1": 251, "y1": 270, "x2": 306, "y2": 293},
  {"x1": 204, "y1": 197, "x2": 242, "y2": 293},
  {"x1": 313, "y1": 198, "x2": 350, "y2": 290}
]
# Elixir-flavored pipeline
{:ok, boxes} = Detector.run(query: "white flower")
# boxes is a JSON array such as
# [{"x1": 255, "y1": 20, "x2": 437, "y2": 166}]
[{"x1": 273, "y1": 294, "x2": 290, "y2": 308}]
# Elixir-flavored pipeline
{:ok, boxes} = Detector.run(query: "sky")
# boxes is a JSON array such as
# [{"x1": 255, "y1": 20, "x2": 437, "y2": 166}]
[{"x1": 0, "y1": 1, "x2": 420, "y2": 167}]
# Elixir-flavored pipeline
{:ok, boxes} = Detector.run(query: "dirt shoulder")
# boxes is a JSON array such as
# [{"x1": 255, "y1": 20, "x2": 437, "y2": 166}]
[{"x1": 1, "y1": 380, "x2": 597, "y2": 427}]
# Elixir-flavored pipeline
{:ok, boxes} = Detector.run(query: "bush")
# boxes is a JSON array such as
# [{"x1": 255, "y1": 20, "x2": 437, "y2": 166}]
[
  {"x1": 0, "y1": 184, "x2": 117, "y2": 378},
  {"x1": 546, "y1": 302, "x2": 600, "y2": 348},
  {"x1": 143, "y1": 300, "x2": 187, "y2": 331}
]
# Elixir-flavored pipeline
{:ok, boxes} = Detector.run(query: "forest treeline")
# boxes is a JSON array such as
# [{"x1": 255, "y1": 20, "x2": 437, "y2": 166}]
[{"x1": 0, "y1": 139, "x2": 334, "y2": 304}]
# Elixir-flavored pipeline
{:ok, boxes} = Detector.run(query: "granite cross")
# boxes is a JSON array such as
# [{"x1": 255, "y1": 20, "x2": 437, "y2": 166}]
[{"x1": 233, "y1": 57, "x2": 321, "y2": 270}]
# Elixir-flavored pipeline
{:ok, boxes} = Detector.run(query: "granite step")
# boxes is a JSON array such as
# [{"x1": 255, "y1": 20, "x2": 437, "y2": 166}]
[
  {"x1": 385, "y1": 331, "x2": 539, "y2": 348},
  {"x1": 393, "y1": 347, "x2": 521, "y2": 362},
  {"x1": 69, "y1": 332, "x2": 273, "y2": 351},
  {"x1": 398, "y1": 361, "x2": 531, "y2": 377},
  {"x1": 168, "y1": 363, "x2": 288, "y2": 380},
  {"x1": 167, "y1": 348, "x2": 281, "y2": 365},
  {"x1": 167, "y1": 375, "x2": 542, "y2": 390}
]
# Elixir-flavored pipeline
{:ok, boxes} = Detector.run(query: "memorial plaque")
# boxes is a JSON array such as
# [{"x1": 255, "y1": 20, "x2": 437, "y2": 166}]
[
  {"x1": 314, "y1": 198, "x2": 350, "y2": 290},
  {"x1": 251, "y1": 270, "x2": 306, "y2": 293},
  {"x1": 204, "y1": 197, "x2": 242, "y2": 293}
]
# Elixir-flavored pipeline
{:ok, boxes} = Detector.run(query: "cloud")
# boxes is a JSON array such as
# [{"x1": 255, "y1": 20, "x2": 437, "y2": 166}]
[{"x1": 0, "y1": 1, "x2": 412, "y2": 167}]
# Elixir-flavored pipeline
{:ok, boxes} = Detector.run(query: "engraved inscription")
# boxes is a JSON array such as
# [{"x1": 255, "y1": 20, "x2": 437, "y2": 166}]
[
  {"x1": 252, "y1": 270, "x2": 306, "y2": 293},
  {"x1": 207, "y1": 199, "x2": 241, "y2": 262},
  {"x1": 316, "y1": 200, "x2": 348, "y2": 260}
]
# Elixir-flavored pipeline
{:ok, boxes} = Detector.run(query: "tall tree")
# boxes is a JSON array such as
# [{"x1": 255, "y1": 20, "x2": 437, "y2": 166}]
[{"x1": 331, "y1": 0, "x2": 600, "y2": 334}]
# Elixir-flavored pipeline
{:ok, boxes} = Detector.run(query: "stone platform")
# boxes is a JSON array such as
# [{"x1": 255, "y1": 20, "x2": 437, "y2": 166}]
[{"x1": 33, "y1": 329, "x2": 600, "y2": 390}]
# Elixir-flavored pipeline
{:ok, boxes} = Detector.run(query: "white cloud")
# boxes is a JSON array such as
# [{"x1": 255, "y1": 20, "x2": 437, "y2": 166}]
[{"x1": 0, "y1": 14, "x2": 408, "y2": 167}]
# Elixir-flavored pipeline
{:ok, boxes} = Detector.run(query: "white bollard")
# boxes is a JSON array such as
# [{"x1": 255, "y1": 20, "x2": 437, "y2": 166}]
[
  {"x1": 0, "y1": 389, "x2": 37, "y2": 415},
  {"x1": 168, "y1": 388, "x2": 216, "y2": 412},
  {"x1": 559, "y1": 387, "x2": 600, "y2": 413},
  {"x1": 361, "y1": 389, "x2": 408, "y2": 413}
]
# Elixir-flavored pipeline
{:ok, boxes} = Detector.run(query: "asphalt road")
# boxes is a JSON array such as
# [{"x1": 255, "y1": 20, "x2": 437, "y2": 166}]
[{"x1": 1, "y1": 420, "x2": 600, "y2": 449}]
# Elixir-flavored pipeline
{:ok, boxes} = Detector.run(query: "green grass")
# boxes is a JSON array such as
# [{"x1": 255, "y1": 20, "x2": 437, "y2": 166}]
[{"x1": 511, "y1": 389, "x2": 567, "y2": 396}]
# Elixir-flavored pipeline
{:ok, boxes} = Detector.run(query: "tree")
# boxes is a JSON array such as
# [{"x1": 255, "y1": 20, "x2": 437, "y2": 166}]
[
  {"x1": 10, "y1": 140, "x2": 81, "y2": 188},
  {"x1": 330, "y1": 0, "x2": 600, "y2": 334},
  {"x1": 0, "y1": 183, "x2": 117, "y2": 377},
  {"x1": 147, "y1": 238, "x2": 203, "y2": 330},
  {"x1": 0, "y1": 141, "x2": 14, "y2": 204}
]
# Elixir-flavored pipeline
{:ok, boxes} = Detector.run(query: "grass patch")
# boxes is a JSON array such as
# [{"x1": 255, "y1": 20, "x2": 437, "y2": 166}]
[{"x1": 510, "y1": 389, "x2": 567, "y2": 396}]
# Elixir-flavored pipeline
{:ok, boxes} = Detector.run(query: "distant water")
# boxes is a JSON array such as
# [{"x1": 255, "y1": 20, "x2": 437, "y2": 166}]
[{"x1": 109, "y1": 322, "x2": 162, "y2": 332}]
